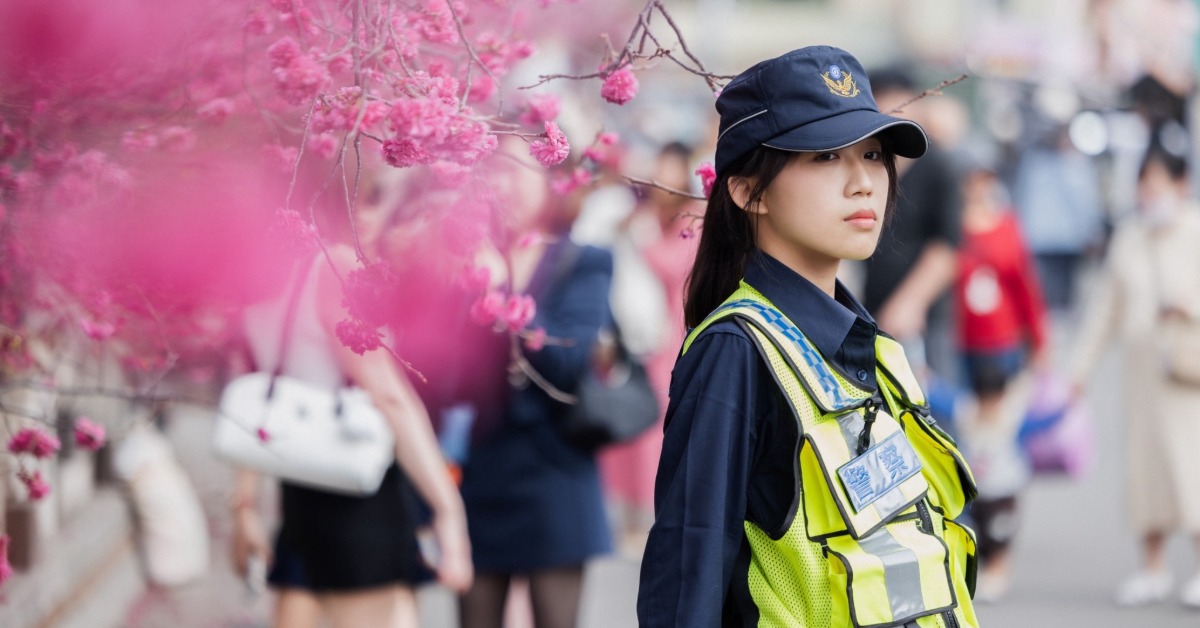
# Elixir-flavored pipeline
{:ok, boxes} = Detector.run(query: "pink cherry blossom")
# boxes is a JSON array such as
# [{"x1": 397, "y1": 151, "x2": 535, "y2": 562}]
[
  {"x1": 520, "y1": 93, "x2": 561, "y2": 127},
  {"x1": 121, "y1": 130, "x2": 158, "y2": 152},
  {"x1": 334, "y1": 319, "x2": 383, "y2": 355},
  {"x1": 267, "y1": 35, "x2": 301, "y2": 66},
  {"x1": 468, "y1": 75, "x2": 497, "y2": 103},
  {"x1": 159, "y1": 126, "x2": 196, "y2": 153},
  {"x1": 197, "y1": 98, "x2": 235, "y2": 123},
  {"x1": 470, "y1": 290, "x2": 506, "y2": 325},
  {"x1": 256, "y1": 427, "x2": 271, "y2": 443},
  {"x1": 244, "y1": 9, "x2": 274, "y2": 36},
  {"x1": 19, "y1": 470, "x2": 50, "y2": 501},
  {"x1": 264, "y1": 144, "x2": 300, "y2": 173},
  {"x1": 438, "y1": 201, "x2": 492, "y2": 257},
  {"x1": 384, "y1": 92, "x2": 496, "y2": 168},
  {"x1": 551, "y1": 167, "x2": 592, "y2": 195},
  {"x1": 327, "y1": 54, "x2": 353, "y2": 76},
  {"x1": 503, "y1": 294, "x2": 536, "y2": 332},
  {"x1": 460, "y1": 266, "x2": 492, "y2": 293},
  {"x1": 79, "y1": 318, "x2": 116, "y2": 340},
  {"x1": 695, "y1": 161, "x2": 717, "y2": 198},
  {"x1": 342, "y1": 262, "x2": 400, "y2": 328},
  {"x1": 309, "y1": 132, "x2": 339, "y2": 159},
  {"x1": 0, "y1": 534, "x2": 12, "y2": 587},
  {"x1": 597, "y1": 132, "x2": 619, "y2": 146},
  {"x1": 383, "y1": 138, "x2": 431, "y2": 168},
  {"x1": 397, "y1": 72, "x2": 461, "y2": 104},
  {"x1": 73, "y1": 417, "x2": 106, "y2": 451},
  {"x1": 429, "y1": 161, "x2": 472, "y2": 185},
  {"x1": 523, "y1": 327, "x2": 547, "y2": 351},
  {"x1": 270, "y1": 208, "x2": 319, "y2": 257},
  {"x1": 417, "y1": 0, "x2": 464, "y2": 45},
  {"x1": 529, "y1": 121, "x2": 569, "y2": 168},
  {"x1": 8, "y1": 427, "x2": 61, "y2": 459},
  {"x1": 266, "y1": 37, "x2": 329, "y2": 105},
  {"x1": 600, "y1": 67, "x2": 639, "y2": 105}
]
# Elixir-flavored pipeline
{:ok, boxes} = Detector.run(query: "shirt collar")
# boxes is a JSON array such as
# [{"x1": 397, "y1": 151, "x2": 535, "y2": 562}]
[{"x1": 743, "y1": 250, "x2": 876, "y2": 360}]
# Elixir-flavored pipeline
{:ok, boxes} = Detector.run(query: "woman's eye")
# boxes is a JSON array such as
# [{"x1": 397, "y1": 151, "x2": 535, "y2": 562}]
[
  {"x1": 814, "y1": 152, "x2": 838, "y2": 162},
  {"x1": 864, "y1": 150, "x2": 883, "y2": 161}
]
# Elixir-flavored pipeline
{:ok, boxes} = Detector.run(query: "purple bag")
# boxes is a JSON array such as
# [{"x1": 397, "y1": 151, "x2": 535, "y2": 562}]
[{"x1": 1017, "y1": 372, "x2": 1094, "y2": 478}]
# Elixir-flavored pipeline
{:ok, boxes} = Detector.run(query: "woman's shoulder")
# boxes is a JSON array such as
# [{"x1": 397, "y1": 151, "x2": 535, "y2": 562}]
[
  {"x1": 684, "y1": 317, "x2": 757, "y2": 357},
  {"x1": 672, "y1": 318, "x2": 767, "y2": 395}
]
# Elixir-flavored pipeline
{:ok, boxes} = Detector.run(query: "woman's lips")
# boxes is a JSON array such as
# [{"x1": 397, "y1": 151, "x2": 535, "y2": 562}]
[{"x1": 845, "y1": 209, "x2": 877, "y2": 228}]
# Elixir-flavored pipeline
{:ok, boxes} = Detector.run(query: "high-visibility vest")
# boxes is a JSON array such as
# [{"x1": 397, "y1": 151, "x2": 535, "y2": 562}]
[{"x1": 683, "y1": 282, "x2": 980, "y2": 628}]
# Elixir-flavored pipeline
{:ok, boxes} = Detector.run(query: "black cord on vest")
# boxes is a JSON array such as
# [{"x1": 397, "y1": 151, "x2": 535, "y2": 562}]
[{"x1": 855, "y1": 397, "x2": 882, "y2": 456}]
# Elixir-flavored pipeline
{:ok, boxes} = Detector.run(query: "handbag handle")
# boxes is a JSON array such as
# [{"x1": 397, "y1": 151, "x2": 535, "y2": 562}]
[
  {"x1": 267, "y1": 258, "x2": 356, "y2": 415},
  {"x1": 266, "y1": 258, "x2": 319, "y2": 399}
]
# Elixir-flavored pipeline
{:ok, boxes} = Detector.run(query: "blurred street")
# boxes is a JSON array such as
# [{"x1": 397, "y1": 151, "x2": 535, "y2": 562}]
[{"x1": 53, "y1": 296, "x2": 1185, "y2": 628}]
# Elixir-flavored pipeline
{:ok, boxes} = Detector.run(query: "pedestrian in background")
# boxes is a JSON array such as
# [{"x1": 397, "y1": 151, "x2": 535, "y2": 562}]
[
  {"x1": 601, "y1": 140, "x2": 699, "y2": 556},
  {"x1": 1010, "y1": 125, "x2": 1106, "y2": 313},
  {"x1": 953, "y1": 155, "x2": 1048, "y2": 603},
  {"x1": 1069, "y1": 141, "x2": 1200, "y2": 608},
  {"x1": 455, "y1": 137, "x2": 614, "y2": 628},
  {"x1": 230, "y1": 165, "x2": 473, "y2": 628},
  {"x1": 638, "y1": 46, "x2": 979, "y2": 627},
  {"x1": 863, "y1": 66, "x2": 964, "y2": 386}
]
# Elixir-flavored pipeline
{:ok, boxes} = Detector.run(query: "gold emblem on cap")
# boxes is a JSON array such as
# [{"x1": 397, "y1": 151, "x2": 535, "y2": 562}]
[{"x1": 821, "y1": 66, "x2": 859, "y2": 98}]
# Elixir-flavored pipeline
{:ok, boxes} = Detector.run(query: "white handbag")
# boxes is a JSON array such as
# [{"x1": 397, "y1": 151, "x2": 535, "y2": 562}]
[{"x1": 213, "y1": 262, "x2": 395, "y2": 496}]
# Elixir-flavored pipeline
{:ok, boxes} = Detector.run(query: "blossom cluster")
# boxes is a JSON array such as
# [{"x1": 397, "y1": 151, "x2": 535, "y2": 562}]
[
  {"x1": 4, "y1": 420, "x2": 106, "y2": 504},
  {"x1": 7, "y1": 428, "x2": 60, "y2": 459}
]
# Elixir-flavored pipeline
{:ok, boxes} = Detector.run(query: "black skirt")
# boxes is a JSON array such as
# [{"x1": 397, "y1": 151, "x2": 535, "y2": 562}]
[{"x1": 268, "y1": 464, "x2": 423, "y2": 591}]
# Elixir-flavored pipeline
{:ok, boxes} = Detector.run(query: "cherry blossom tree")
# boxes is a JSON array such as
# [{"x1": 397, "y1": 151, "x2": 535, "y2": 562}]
[{"x1": 0, "y1": 0, "x2": 751, "y2": 582}]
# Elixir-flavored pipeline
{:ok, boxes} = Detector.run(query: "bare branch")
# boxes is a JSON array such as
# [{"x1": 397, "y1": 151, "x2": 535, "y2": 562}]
[
  {"x1": 511, "y1": 350, "x2": 577, "y2": 405},
  {"x1": 652, "y1": 0, "x2": 728, "y2": 91},
  {"x1": 622, "y1": 174, "x2": 705, "y2": 201},
  {"x1": 884, "y1": 74, "x2": 970, "y2": 115},
  {"x1": 381, "y1": 344, "x2": 428, "y2": 384},
  {"x1": 445, "y1": 0, "x2": 505, "y2": 113}
]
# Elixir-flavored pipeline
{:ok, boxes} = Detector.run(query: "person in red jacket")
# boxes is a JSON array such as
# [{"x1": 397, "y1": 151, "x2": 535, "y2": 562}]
[{"x1": 954, "y1": 156, "x2": 1049, "y2": 602}]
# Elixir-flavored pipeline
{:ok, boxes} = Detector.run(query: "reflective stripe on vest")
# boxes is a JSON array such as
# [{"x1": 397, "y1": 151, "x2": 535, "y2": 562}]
[{"x1": 684, "y1": 283, "x2": 979, "y2": 628}]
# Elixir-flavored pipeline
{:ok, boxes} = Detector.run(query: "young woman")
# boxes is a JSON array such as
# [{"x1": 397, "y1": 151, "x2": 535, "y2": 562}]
[
  {"x1": 1070, "y1": 141, "x2": 1200, "y2": 608},
  {"x1": 455, "y1": 137, "x2": 614, "y2": 628},
  {"x1": 637, "y1": 46, "x2": 980, "y2": 627},
  {"x1": 230, "y1": 165, "x2": 473, "y2": 628}
]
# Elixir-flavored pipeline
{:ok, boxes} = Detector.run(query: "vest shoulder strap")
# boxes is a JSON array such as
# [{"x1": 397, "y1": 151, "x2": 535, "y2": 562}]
[
  {"x1": 873, "y1": 334, "x2": 927, "y2": 408},
  {"x1": 684, "y1": 282, "x2": 868, "y2": 414}
]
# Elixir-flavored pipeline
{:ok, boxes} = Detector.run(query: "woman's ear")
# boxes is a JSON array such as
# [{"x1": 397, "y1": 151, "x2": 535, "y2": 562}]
[{"x1": 728, "y1": 176, "x2": 764, "y2": 214}]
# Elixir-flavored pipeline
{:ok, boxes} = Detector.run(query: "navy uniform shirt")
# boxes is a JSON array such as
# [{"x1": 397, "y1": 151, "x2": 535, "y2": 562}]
[{"x1": 637, "y1": 250, "x2": 880, "y2": 627}]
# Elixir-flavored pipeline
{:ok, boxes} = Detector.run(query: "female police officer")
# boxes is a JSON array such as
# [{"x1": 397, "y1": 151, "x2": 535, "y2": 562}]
[{"x1": 637, "y1": 46, "x2": 980, "y2": 627}]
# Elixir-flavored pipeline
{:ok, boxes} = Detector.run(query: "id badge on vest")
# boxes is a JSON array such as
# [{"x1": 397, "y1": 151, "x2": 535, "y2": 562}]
[{"x1": 837, "y1": 431, "x2": 923, "y2": 513}]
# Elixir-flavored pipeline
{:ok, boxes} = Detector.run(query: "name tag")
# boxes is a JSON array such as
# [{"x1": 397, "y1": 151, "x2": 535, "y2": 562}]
[{"x1": 837, "y1": 431, "x2": 923, "y2": 513}]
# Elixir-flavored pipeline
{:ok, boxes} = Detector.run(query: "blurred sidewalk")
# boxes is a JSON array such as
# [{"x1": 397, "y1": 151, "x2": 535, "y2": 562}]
[
  {"x1": 119, "y1": 316, "x2": 1200, "y2": 628},
  {"x1": 106, "y1": 403, "x2": 640, "y2": 628}
]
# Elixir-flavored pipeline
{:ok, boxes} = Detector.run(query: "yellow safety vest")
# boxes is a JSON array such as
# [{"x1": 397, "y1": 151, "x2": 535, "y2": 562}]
[{"x1": 683, "y1": 282, "x2": 980, "y2": 628}]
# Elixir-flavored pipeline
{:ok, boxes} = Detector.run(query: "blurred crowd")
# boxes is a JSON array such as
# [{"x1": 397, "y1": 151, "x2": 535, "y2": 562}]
[{"x1": 90, "y1": 1, "x2": 1200, "y2": 626}]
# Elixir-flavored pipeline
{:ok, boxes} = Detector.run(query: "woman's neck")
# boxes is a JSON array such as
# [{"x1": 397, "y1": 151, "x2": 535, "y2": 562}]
[{"x1": 759, "y1": 244, "x2": 839, "y2": 297}]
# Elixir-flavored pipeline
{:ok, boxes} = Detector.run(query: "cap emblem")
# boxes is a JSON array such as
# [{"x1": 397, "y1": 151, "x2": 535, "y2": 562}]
[{"x1": 822, "y1": 64, "x2": 859, "y2": 98}]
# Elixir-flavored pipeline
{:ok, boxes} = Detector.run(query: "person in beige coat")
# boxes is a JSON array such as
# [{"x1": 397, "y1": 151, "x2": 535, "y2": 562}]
[{"x1": 1070, "y1": 143, "x2": 1200, "y2": 608}]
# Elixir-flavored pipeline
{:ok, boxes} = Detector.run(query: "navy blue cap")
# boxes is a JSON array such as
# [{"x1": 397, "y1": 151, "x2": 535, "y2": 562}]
[{"x1": 714, "y1": 46, "x2": 928, "y2": 179}]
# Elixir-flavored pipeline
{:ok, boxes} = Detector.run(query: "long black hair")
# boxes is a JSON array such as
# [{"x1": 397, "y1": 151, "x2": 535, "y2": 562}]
[{"x1": 683, "y1": 145, "x2": 899, "y2": 328}]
